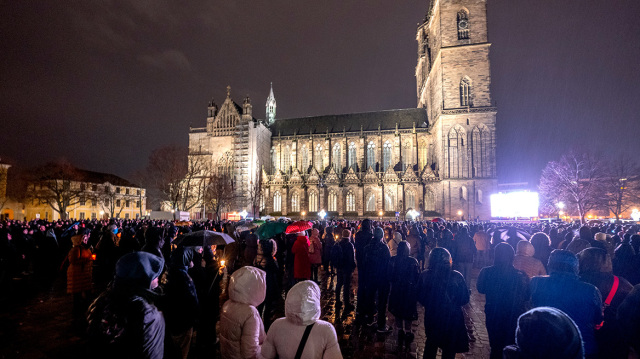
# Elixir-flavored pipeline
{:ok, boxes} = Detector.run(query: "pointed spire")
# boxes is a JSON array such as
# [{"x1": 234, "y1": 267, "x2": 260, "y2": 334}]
[
  {"x1": 266, "y1": 82, "x2": 277, "y2": 125},
  {"x1": 226, "y1": 85, "x2": 231, "y2": 98}
]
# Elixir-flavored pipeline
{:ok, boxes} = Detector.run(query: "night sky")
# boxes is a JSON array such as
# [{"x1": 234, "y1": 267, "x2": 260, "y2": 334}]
[{"x1": 1, "y1": 0, "x2": 639, "y2": 186}]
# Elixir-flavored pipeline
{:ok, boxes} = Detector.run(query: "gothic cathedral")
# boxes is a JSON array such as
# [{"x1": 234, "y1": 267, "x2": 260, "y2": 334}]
[{"x1": 188, "y1": 0, "x2": 497, "y2": 220}]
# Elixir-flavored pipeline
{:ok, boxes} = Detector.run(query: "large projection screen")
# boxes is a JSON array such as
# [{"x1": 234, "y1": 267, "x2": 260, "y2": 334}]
[{"x1": 490, "y1": 192, "x2": 539, "y2": 218}]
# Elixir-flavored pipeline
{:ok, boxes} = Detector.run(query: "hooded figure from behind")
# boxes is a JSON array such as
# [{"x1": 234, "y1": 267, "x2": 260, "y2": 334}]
[
  {"x1": 477, "y1": 243, "x2": 530, "y2": 359},
  {"x1": 513, "y1": 240, "x2": 546, "y2": 278},
  {"x1": 503, "y1": 307, "x2": 584, "y2": 359},
  {"x1": 261, "y1": 281, "x2": 342, "y2": 359},
  {"x1": 87, "y1": 252, "x2": 165, "y2": 359},
  {"x1": 220, "y1": 266, "x2": 267, "y2": 359}
]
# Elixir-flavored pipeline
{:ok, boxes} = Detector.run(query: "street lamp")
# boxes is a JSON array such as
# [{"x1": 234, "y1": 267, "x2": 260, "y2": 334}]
[
  {"x1": 457, "y1": 210, "x2": 463, "y2": 221},
  {"x1": 408, "y1": 209, "x2": 419, "y2": 221},
  {"x1": 318, "y1": 209, "x2": 327, "y2": 220},
  {"x1": 239, "y1": 210, "x2": 248, "y2": 219},
  {"x1": 631, "y1": 209, "x2": 640, "y2": 222},
  {"x1": 99, "y1": 210, "x2": 105, "y2": 220},
  {"x1": 301, "y1": 211, "x2": 306, "y2": 219},
  {"x1": 378, "y1": 210, "x2": 384, "y2": 221}
]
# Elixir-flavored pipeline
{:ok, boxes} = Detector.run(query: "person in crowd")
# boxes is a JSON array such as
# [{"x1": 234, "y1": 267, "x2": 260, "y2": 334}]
[
  {"x1": 503, "y1": 307, "x2": 584, "y2": 359},
  {"x1": 244, "y1": 231, "x2": 259, "y2": 266},
  {"x1": 618, "y1": 283, "x2": 640, "y2": 356},
  {"x1": 451, "y1": 226, "x2": 476, "y2": 290},
  {"x1": 255, "y1": 239, "x2": 280, "y2": 327},
  {"x1": 418, "y1": 247, "x2": 470, "y2": 359},
  {"x1": 66, "y1": 229, "x2": 93, "y2": 327},
  {"x1": 261, "y1": 281, "x2": 343, "y2": 359},
  {"x1": 438, "y1": 228, "x2": 454, "y2": 254},
  {"x1": 87, "y1": 252, "x2": 165, "y2": 359},
  {"x1": 219, "y1": 265, "x2": 267, "y2": 359},
  {"x1": 567, "y1": 229, "x2": 592, "y2": 255},
  {"x1": 361, "y1": 227, "x2": 391, "y2": 331},
  {"x1": 612, "y1": 241, "x2": 637, "y2": 284},
  {"x1": 321, "y1": 226, "x2": 335, "y2": 276},
  {"x1": 334, "y1": 229, "x2": 356, "y2": 310},
  {"x1": 477, "y1": 243, "x2": 530, "y2": 359},
  {"x1": 406, "y1": 225, "x2": 421, "y2": 259},
  {"x1": 284, "y1": 232, "x2": 298, "y2": 289},
  {"x1": 388, "y1": 231, "x2": 402, "y2": 257},
  {"x1": 578, "y1": 247, "x2": 633, "y2": 359},
  {"x1": 94, "y1": 225, "x2": 120, "y2": 287},
  {"x1": 292, "y1": 231, "x2": 311, "y2": 282},
  {"x1": 308, "y1": 228, "x2": 323, "y2": 283},
  {"x1": 530, "y1": 232, "x2": 553, "y2": 270},
  {"x1": 164, "y1": 246, "x2": 199, "y2": 359},
  {"x1": 513, "y1": 240, "x2": 546, "y2": 278},
  {"x1": 195, "y1": 245, "x2": 222, "y2": 358},
  {"x1": 354, "y1": 219, "x2": 373, "y2": 320},
  {"x1": 530, "y1": 249, "x2": 603, "y2": 358},
  {"x1": 387, "y1": 241, "x2": 420, "y2": 352},
  {"x1": 473, "y1": 226, "x2": 490, "y2": 268}
]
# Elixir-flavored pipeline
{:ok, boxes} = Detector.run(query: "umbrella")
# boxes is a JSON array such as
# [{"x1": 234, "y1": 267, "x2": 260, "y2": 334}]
[
  {"x1": 236, "y1": 222, "x2": 257, "y2": 233},
  {"x1": 489, "y1": 227, "x2": 531, "y2": 242},
  {"x1": 252, "y1": 219, "x2": 265, "y2": 224},
  {"x1": 260, "y1": 215, "x2": 275, "y2": 221},
  {"x1": 285, "y1": 221, "x2": 313, "y2": 234},
  {"x1": 173, "y1": 230, "x2": 235, "y2": 247},
  {"x1": 431, "y1": 217, "x2": 446, "y2": 223},
  {"x1": 175, "y1": 221, "x2": 192, "y2": 226},
  {"x1": 256, "y1": 222, "x2": 289, "y2": 240}
]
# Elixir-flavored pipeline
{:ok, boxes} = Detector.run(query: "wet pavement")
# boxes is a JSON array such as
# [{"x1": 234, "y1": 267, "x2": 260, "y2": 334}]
[{"x1": 0, "y1": 266, "x2": 490, "y2": 359}]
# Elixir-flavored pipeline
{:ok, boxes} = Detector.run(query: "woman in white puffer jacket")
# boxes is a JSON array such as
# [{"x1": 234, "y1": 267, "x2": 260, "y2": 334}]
[
  {"x1": 220, "y1": 266, "x2": 267, "y2": 359},
  {"x1": 260, "y1": 281, "x2": 342, "y2": 359}
]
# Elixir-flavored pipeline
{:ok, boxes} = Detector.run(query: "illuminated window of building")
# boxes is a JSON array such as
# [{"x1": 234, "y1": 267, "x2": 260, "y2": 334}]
[
  {"x1": 448, "y1": 126, "x2": 466, "y2": 178},
  {"x1": 332, "y1": 143, "x2": 341, "y2": 173},
  {"x1": 385, "y1": 192, "x2": 395, "y2": 211},
  {"x1": 308, "y1": 191, "x2": 318, "y2": 212},
  {"x1": 406, "y1": 191, "x2": 416, "y2": 210},
  {"x1": 291, "y1": 193, "x2": 300, "y2": 212},
  {"x1": 346, "y1": 191, "x2": 356, "y2": 212},
  {"x1": 314, "y1": 144, "x2": 324, "y2": 171},
  {"x1": 367, "y1": 142, "x2": 376, "y2": 169},
  {"x1": 273, "y1": 192, "x2": 282, "y2": 212},
  {"x1": 271, "y1": 147, "x2": 278, "y2": 174},
  {"x1": 328, "y1": 191, "x2": 337, "y2": 211},
  {"x1": 283, "y1": 146, "x2": 291, "y2": 174},
  {"x1": 383, "y1": 141, "x2": 392, "y2": 171},
  {"x1": 348, "y1": 142, "x2": 357, "y2": 170},
  {"x1": 300, "y1": 144, "x2": 308, "y2": 172},
  {"x1": 402, "y1": 141, "x2": 413, "y2": 170},
  {"x1": 419, "y1": 140, "x2": 428, "y2": 171},
  {"x1": 472, "y1": 124, "x2": 490, "y2": 178},
  {"x1": 366, "y1": 193, "x2": 376, "y2": 212}
]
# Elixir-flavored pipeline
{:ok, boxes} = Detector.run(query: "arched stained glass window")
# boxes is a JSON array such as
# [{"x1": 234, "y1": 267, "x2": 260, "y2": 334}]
[
  {"x1": 460, "y1": 77, "x2": 471, "y2": 107},
  {"x1": 448, "y1": 126, "x2": 466, "y2": 178},
  {"x1": 366, "y1": 193, "x2": 376, "y2": 212},
  {"x1": 300, "y1": 145, "x2": 308, "y2": 172},
  {"x1": 419, "y1": 140, "x2": 428, "y2": 171},
  {"x1": 472, "y1": 125, "x2": 490, "y2": 178},
  {"x1": 332, "y1": 144, "x2": 342, "y2": 173},
  {"x1": 271, "y1": 147, "x2": 278, "y2": 174},
  {"x1": 383, "y1": 141, "x2": 392, "y2": 171},
  {"x1": 457, "y1": 10, "x2": 469, "y2": 40},
  {"x1": 308, "y1": 191, "x2": 318, "y2": 212},
  {"x1": 367, "y1": 141, "x2": 376, "y2": 169},
  {"x1": 402, "y1": 141, "x2": 413, "y2": 171},
  {"x1": 385, "y1": 192, "x2": 395, "y2": 211},
  {"x1": 291, "y1": 192, "x2": 300, "y2": 212},
  {"x1": 283, "y1": 146, "x2": 291, "y2": 174},
  {"x1": 273, "y1": 192, "x2": 281, "y2": 212},
  {"x1": 314, "y1": 144, "x2": 324, "y2": 171},
  {"x1": 328, "y1": 191, "x2": 337, "y2": 211},
  {"x1": 406, "y1": 191, "x2": 416, "y2": 210},
  {"x1": 346, "y1": 191, "x2": 356, "y2": 212}
]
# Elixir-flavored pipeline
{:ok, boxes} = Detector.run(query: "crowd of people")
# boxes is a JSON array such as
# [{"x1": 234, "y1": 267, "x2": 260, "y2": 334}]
[{"x1": 1, "y1": 216, "x2": 640, "y2": 359}]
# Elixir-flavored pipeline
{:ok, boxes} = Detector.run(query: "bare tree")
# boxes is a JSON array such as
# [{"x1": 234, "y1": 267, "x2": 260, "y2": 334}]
[
  {"x1": 603, "y1": 156, "x2": 640, "y2": 221},
  {"x1": 92, "y1": 183, "x2": 137, "y2": 219},
  {"x1": 539, "y1": 151, "x2": 607, "y2": 224},
  {"x1": 205, "y1": 172, "x2": 235, "y2": 221},
  {"x1": 246, "y1": 165, "x2": 264, "y2": 218},
  {"x1": 0, "y1": 163, "x2": 9, "y2": 213},
  {"x1": 143, "y1": 145, "x2": 209, "y2": 212},
  {"x1": 27, "y1": 161, "x2": 87, "y2": 220}
]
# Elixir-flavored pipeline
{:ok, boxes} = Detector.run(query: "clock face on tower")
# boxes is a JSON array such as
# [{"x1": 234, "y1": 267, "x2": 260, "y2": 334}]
[{"x1": 458, "y1": 20, "x2": 468, "y2": 29}]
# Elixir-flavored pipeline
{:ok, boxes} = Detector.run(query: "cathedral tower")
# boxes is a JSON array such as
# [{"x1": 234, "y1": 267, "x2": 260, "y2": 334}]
[
  {"x1": 416, "y1": 0, "x2": 497, "y2": 219},
  {"x1": 265, "y1": 83, "x2": 276, "y2": 125}
]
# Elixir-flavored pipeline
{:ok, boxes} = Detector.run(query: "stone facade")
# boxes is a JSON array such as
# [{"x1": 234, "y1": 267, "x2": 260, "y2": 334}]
[{"x1": 189, "y1": 0, "x2": 497, "y2": 220}]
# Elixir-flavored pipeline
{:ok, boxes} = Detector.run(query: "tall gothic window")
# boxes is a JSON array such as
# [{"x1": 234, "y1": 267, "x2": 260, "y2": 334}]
[
  {"x1": 419, "y1": 140, "x2": 428, "y2": 171},
  {"x1": 314, "y1": 144, "x2": 323, "y2": 171},
  {"x1": 332, "y1": 143, "x2": 342, "y2": 173},
  {"x1": 273, "y1": 191, "x2": 281, "y2": 212},
  {"x1": 366, "y1": 193, "x2": 376, "y2": 212},
  {"x1": 460, "y1": 77, "x2": 471, "y2": 107},
  {"x1": 402, "y1": 141, "x2": 413, "y2": 171},
  {"x1": 383, "y1": 141, "x2": 392, "y2": 171},
  {"x1": 367, "y1": 141, "x2": 376, "y2": 169},
  {"x1": 448, "y1": 126, "x2": 466, "y2": 178},
  {"x1": 328, "y1": 191, "x2": 337, "y2": 211},
  {"x1": 300, "y1": 144, "x2": 308, "y2": 172},
  {"x1": 425, "y1": 189, "x2": 435, "y2": 211},
  {"x1": 348, "y1": 142, "x2": 357, "y2": 170},
  {"x1": 385, "y1": 192, "x2": 395, "y2": 211},
  {"x1": 472, "y1": 125, "x2": 490, "y2": 178},
  {"x1": 308, "y1": 191, "x2": 318, "y2": 212},
  {"x1": 283, "y1": 145, "x2": 291, "y2": 174},
  {"x1": 346, "y1": 191, "x2": 356, "y2": 212},
  {"x1": 457, "y1": 10, "x2": 469, "y2": 39},
  {"x1": 260, "y1": 194, "x2": 265, "y2": 211},
  {"x1": 271, "y1": 147, "x2": 277, "y2": 174},
  {"x1": 406, "y1": 191, "x2": 416, "y2": 211},
  {"x1": 291, "y1": 192, "x2": 300, "y2": 212}
]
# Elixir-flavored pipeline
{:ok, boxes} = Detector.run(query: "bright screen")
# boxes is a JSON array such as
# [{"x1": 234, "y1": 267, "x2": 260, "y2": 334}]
[{"x1": 490, "y1": 192, "x2": 539, "y2": 218}]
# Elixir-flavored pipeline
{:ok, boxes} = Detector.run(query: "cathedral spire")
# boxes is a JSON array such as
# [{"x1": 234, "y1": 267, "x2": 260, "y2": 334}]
[{"x1": 265, "y1": 82, "x2": 276, "y2": 125}]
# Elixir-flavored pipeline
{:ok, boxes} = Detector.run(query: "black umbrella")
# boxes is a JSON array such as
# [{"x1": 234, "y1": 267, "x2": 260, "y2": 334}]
[{"x1": 173, "y1": 230, "x2": 235, "y2": 247}]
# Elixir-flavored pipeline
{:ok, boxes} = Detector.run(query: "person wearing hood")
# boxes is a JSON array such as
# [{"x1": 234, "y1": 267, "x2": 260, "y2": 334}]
[
  {"x1": 292, "y1": 232, "x2": 312, "y2": 282},
  {"x1": 220, "y1": 266, "x2": 267, "y2": 359},
  {"x1": 578, "y1": 247, "x2": 633, "y2": 359},
  {"x1": 164, "y1": 246, "x2": 199, "y2": 359},
  {"x1": 321, "y1": 226, "x2": 336, "y2": 275},
  {"x1": 308, "y1": 229, "x2": 323, "y2": 283},
  {"x1": 417, "y1": 248, "x2": 470, "y2": 359},
  {"x1": 142, "y1": 227, "x2": 165, "y2": 259},
  {"x1": 388, "y1": 231, "x2": 402, "y2": 257},
  {"x1": 530, "y1": 249, "x2": 603, "y2": 358},
  {"x1": 503, "y1": 307, "x2": 584, "y2": 359},
  {"x1": 361, "y1": 226, "x2": 392, "y2": 331},
  {"x1": 477, "y1": 243, "x2": 530, "y2": 359},
  {"x1": 261, "y1": 281, "x2": 342, "y2": 359},
  {"x1": 67, "y1": 229, "x2": 93, "y2": 326},
  {"x1": 354, "y1": 219, "x2": 373, "y2": 320},
  {"x1": 513, "y1": 240, "x2": 546, "y2": 278},
  {"x1": 335, "y1": 229, "x2": 356, "y2": 310},
  {"x1": 387, "y1": 241, "x2": 420, "y2": 352},
  {"x1": 87, "y1": 252, "x2": 165, "y2": 359}
]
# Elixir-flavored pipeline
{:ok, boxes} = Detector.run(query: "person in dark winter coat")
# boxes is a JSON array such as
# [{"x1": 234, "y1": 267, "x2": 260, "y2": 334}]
[
  {"x1": 141, "y1": 227, "x2": 165, "y2": 259},
  {"x1": 354, "y1": 219, "x2": 374, "y2": 320},
  {"x1": 477, "y1": 243, "x2": 530, "y2": 359},
  {"x1": 451, "y1": 227, "x2": 476, "y2": 290},
  {"x1": 361, "y1": 227, "x2": 391, "y2": 331},
  {"x1": 321, "y1": 226, "x2": 336, "y2": 275},
  {"x1": 87, "y1": 252, "x2": 165, "y2": 359},
  {"x1": 387, "y1": 241, "x2": 420, "y2": 352},
  {"x1": 164, "y1": 247, "x2": 199, "y2": 359},
  {"x1": 194, "y1": 245, "x2": 223, "y2": 357},
  {"x1": 254, "y1": 239, "x2": 280, "y2": 328},
  {"x1": 335, "y1": 229, "x2": 356, "y2": 309},
  {"x1": 578, "y1": 247, "x2": 633, "y2": 359},
  {"x1": 618, "y1": 284, "x2": 640, "y2": 356},
  {"x1": 503, "y1": 307, "x2": 584, "y2": 359},
  {"x1": 530, "y1": 249, "x2": 603, "y2": 358},
  {"x1": 418, "y1": 247, "x2": 470, "y2": 359},
  {"x1": 530, "y1": 232, "x2": 553, "y2": 271},
  {"x1": 244, "y1": 232, "x2": 259, "y2": 266}
]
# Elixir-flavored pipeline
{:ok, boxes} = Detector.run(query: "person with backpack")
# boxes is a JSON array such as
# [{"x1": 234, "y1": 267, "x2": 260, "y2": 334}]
[{"x1": 334, "y1": 229, "x2": 356, "y2": 310}]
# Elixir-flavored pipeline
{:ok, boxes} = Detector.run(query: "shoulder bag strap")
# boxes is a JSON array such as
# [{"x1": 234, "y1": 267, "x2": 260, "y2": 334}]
[
  {"x1": 596, "y1": 275, "x2": 620, "y2": 330},
  {"x1": 294, "y1": 323, "x2": 315, "y2": 359}
]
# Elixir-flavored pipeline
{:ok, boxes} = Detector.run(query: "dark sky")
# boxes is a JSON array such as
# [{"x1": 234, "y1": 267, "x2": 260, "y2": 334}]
[{"x1": 1, "y1": 0, "x2": 639, "y2": 186}]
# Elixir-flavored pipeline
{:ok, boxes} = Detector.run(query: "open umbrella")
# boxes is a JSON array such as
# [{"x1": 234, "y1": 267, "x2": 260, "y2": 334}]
[
  {"x1": 173, "y1": 230, "x2": 235, "y2": 247},
  {"x1": 256, "y1": 222, "x2": 289, "y2": 240},
  {"x1": 285, "y1": 220, "x2": 313, "y2": 234},
  {"x1": 489, "y1": 227, "x2": 531, "y2": 242},
  {"x1": 175, "y1": 221, "x2": 192, "y2": 226},
  {"x1": 431, "y1": 217, "x2": 446, "y2": 223},
  {"x1": 236, "y1": 222, "x2": 257, "y2": 233},
  {"x1": 252, "y1": 219, "x2": 265, "y2": 224}
]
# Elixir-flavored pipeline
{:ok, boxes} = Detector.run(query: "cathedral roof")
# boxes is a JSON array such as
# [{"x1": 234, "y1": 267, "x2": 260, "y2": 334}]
[{"x1": 269, "y1": 108, "x2": 428, "y2": 136}]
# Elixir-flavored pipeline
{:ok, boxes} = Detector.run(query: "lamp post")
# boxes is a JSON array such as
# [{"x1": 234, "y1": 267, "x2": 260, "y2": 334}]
[
  {"x1": 240, "y1": 210, "x2": 248, "y2": 220},
  {"x1": 318, "y1": 209, "x2": 327, "y2": 221},
  {"x1": 301, "y1": 211, "x2": 306, "y2": 220},
  {"x1": 99, "y1": 210, "x2": 105, "y2": 220},
  {"x1": 379, "y1": 210, "x2": 384, "y2": 221},
  {"x1": 457, "y1": 210, "x2": 463, "y2": 221}
]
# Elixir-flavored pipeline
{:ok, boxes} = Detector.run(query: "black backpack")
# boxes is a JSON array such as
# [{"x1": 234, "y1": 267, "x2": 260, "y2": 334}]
[{"x1": 330, "y1": 243, "x2": 344, "y2": 269}]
